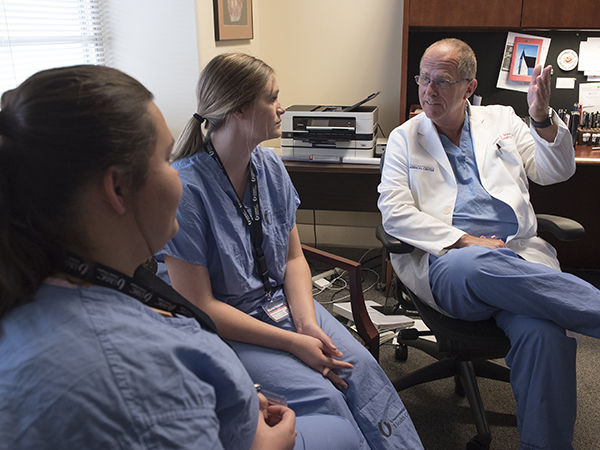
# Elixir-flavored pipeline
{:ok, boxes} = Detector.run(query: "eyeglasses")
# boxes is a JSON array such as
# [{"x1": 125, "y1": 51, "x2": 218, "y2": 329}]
[{"x1": 414, "y1": 75, "x2": 470, "y2": 90}]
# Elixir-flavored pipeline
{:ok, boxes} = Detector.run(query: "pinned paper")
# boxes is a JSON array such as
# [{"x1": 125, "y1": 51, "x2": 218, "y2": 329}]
[
  {"x1": 579, "y1": 83, "x2": 600, "y2": 112},
  {"x1": 497, "y1": 32, "x2": 551, "y2": 93},
  {"x1": 556, "y1": 78, "x2": 576, "y2": 89},
  {"x1": 579, "y1": 38, "x2": 600, "y2": 75}
]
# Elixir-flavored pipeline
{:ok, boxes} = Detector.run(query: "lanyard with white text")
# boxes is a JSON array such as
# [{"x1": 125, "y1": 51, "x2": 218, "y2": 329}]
[
  {"x1": 63, "y1": 254, "x2": 218, "y2": 334},
  {"x1": 204, "y1": 139, "x2": 273, "y2": 298}
]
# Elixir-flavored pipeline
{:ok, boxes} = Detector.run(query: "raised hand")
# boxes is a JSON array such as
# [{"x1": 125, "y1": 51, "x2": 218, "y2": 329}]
[{"x1": 527, "y1": 64, "x2": 552, "y2": 122}]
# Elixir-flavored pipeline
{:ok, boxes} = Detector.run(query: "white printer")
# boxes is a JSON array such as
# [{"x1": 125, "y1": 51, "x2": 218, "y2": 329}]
[{"x1": 281, "y1": 103, "x2": 378, "y2": 162}]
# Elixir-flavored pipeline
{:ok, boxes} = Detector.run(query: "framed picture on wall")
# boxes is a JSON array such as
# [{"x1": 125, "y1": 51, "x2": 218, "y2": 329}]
[
  {"x1": 508, "y1": 36, "x2": 543, "y2": 82},
  {"x1": 213, "y1": 0, "x2": 253, "y2": 41}
]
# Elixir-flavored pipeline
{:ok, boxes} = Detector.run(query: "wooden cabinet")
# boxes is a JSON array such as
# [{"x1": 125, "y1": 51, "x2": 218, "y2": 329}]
[
  {"x1": 409, "y1": 0, "x2": 522, "y2": 28},
  {"x1": 406, "y1": 0, "x2": 600, "y2": 29},
  {"x1": 521, "y1": 0, "x2": 600, "y2": 29}
]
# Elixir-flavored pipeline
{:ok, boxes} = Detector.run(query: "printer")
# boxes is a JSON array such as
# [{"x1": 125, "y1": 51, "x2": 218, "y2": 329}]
[{"x1": 281, "y1": 104, "x2": 378, "y2": 161}]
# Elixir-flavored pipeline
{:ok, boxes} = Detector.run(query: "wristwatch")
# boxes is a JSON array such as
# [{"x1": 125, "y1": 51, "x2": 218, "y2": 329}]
[{"x1": 530, "y1": 109, "x2": 554, "y2": 129}]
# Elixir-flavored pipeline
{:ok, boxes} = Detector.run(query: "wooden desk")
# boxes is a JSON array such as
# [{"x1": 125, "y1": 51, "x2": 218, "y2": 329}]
[
  {"x1": 530, "y1": 148, "x2": 600, "y2": 269},
  {"x1": 573, "y1": 147, "x2": 600, "y2": 165},
  {"x1": 283, "y1": 160, "x2": 381, "y2": 213}
]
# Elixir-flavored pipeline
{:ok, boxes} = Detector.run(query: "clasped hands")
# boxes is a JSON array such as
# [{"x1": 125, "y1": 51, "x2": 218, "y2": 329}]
[
  {"x1": 451, "y1": 234, "x2": 508, "y2": 250},
  {"x1": 291, "y1": 321, "x2": 353, "y2": 390}
]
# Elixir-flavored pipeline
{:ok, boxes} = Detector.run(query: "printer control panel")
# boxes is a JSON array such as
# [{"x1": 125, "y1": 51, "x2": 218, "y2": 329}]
[
  {"x1": 299, "y1": 117, "x2": 355, "y2": 131},
  {"x1": 291, "y1": 117, "x2": 356, "y2": 141}
]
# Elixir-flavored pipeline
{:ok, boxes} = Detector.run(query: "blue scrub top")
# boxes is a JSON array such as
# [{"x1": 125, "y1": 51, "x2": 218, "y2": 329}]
[
  {"x1": 0, "y1": 282, "x2": 258, "y2": 450},
  {"x1": 157, "y1": 147, "x2": 300, "y2": 315},
  {"x1": 440, "y1": 109, "x2": 518, "y2": 241}
]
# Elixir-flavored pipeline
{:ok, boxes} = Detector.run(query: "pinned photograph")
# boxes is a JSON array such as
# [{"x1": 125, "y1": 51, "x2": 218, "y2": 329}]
[
  {"x1": 509, "y1": 36, "x2": 543, "y2": 82},
  {"x1": 496, "y1": 32, "x2": 550, "y2": 92}
]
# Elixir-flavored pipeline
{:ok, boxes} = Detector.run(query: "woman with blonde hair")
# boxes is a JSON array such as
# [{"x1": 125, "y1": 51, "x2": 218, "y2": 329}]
[{"x1": 157, "y1": 53, "x2": 424, "y2": 450}]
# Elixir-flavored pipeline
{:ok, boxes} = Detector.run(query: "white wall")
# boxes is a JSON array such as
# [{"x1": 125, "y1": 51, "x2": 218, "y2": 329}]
[
  {"x1": 192, "y1": 0, "x2": 405, "y2": 138},
  {"x1": 103, "y1": 0, "x2": 405, "y2": 146},
  {"x1": 107, "y1": 1, "x2": 404, "y2": 248},
  {"x1": 194, "y1": 0, "x2": 262, "y2": 68},
  {"x1": 190, "y1": 0, "x2": 405, "y2": 248},
  {"x1": 103, "y1": 0, "x2": 200, "y2": 139},
  {"x1": 258, "y1": 0, "x2": 403, "y2": 248},
  {"x1": 258, "y1": 0, "x2": 404, "y2": 137}
]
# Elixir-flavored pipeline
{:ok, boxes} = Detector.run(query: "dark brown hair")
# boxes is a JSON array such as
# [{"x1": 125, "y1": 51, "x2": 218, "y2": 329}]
[{"x1": 0, "y1": 65, "x2": 156, "y2": 318}]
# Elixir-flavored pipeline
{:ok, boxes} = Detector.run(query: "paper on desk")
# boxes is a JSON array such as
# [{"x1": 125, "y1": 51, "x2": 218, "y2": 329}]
[{"x1": 579, "y1": 83, "x2": 600, "y2": 112}]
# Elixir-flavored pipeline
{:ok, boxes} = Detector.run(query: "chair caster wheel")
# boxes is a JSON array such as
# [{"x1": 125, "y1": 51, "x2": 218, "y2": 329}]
[
  {"x1": 395, "y1": 343, "x2": 408, "y2": 362},
  {"x1": 466, "y1": 437, "x2": 489, "y2": 450}
]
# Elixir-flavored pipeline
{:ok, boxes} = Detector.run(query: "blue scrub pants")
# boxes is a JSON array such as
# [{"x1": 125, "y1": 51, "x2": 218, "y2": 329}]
[
  {"x1": 229, "y1": 301, "x2": 424, "y2": 450},
  {"x1": 429, "y1": 246, "x2": 600, "y2": 450},
  {"x1": 295, "y1": 415, "x2": 360, "y2": 450}
]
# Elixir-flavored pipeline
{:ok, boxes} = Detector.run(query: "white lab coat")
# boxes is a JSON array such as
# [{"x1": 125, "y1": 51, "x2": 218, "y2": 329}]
[{"x1": 378, "y1": 103, "x2": 576, "y2": 311}]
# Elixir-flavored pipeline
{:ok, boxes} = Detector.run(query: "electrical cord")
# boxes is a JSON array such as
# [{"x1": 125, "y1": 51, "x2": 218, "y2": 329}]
[
  {"x1": 308, "y1": 246, "x2": 385, "y2": 306},
  {"x1": 330, "y1": 267, "x2": 380, "y2": 303},
  {"x1": 312, "y1": 271, "x2": 348, "y2": 296},
  {"x1": 315, "y1": 267, "x2": 380, "y2": 305}
]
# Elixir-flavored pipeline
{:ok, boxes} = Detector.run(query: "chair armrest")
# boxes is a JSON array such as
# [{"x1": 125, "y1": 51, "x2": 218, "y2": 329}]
[
  {"x1": 376, "y1": 214, "x2": 585, "y2": 256},
  {"x1": 375, "y1": 225, "x2": 414, "y2": 254},
  {"x1": 536, "y1": 214, "x2": 585, "y2": 242},
  {"x1": 301, "y1": 245, "x2": 380, "y2": 360}
]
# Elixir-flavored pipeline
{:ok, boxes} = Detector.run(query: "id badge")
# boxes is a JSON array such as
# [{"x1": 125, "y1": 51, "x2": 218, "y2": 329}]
[{"x1": 262, "y1": 298, "x2": 290, "y2": 322}]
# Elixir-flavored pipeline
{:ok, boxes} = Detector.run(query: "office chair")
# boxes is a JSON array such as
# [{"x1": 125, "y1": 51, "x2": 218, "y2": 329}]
[{"x1": 375, "y1": 214, "x2": 585, "y2": 450}]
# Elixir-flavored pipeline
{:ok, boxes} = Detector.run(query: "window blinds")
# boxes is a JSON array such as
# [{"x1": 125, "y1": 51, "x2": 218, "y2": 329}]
[{"x1": 0, "y1": 0, "x2": 105, "y2": 96}]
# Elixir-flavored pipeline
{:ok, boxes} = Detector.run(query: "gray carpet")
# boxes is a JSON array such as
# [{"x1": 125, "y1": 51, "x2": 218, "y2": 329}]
[{"x1": 309, "y1": 245, "x2": 600, "y2": 450}]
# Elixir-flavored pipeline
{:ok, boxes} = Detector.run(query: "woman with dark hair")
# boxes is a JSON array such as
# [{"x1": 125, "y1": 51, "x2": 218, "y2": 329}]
[
  {"x1": 0, "y1": 65, "x2": 359, "y2": 450},
  {"x1": 157, "y1": 53, "x2": 424, "y2": 450}
]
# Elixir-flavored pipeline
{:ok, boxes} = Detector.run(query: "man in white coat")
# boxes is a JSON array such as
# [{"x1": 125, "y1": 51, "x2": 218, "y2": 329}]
[{"x1": 378, "y1": 38, "x2": 600, "y2": 450}]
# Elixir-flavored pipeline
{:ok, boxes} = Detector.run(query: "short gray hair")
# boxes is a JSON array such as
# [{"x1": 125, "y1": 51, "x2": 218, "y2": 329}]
[{"x1": 421, "y1": 38, "x2": 477, "y2": 80}]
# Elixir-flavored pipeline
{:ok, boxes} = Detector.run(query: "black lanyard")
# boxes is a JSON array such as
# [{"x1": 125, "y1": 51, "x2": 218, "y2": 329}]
[
  {"x1": 204, "y1": 139, "x2": 273, "y2": 298},
  {"x1": 63, "y1": 254, "x2": 218, "y2": 334}
]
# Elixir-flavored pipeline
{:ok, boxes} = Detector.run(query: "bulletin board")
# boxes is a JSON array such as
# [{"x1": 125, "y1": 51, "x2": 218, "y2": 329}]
[{"x1": 405, "y1": 30, "x2": 600, "y2": 120}]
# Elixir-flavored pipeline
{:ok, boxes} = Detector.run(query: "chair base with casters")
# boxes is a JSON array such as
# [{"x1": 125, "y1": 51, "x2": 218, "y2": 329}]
[
  {"x1": 374, "y1": 214, "x2": 585, "y2": 450},
  {"x1": 393, "y1": 279, "x2": 511, "y2": 450}
]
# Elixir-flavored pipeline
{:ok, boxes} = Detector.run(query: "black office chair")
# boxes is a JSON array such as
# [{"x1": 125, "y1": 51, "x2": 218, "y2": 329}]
[{"x1": 376, "y1": 214, "x2": 585, "y2": 450}]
